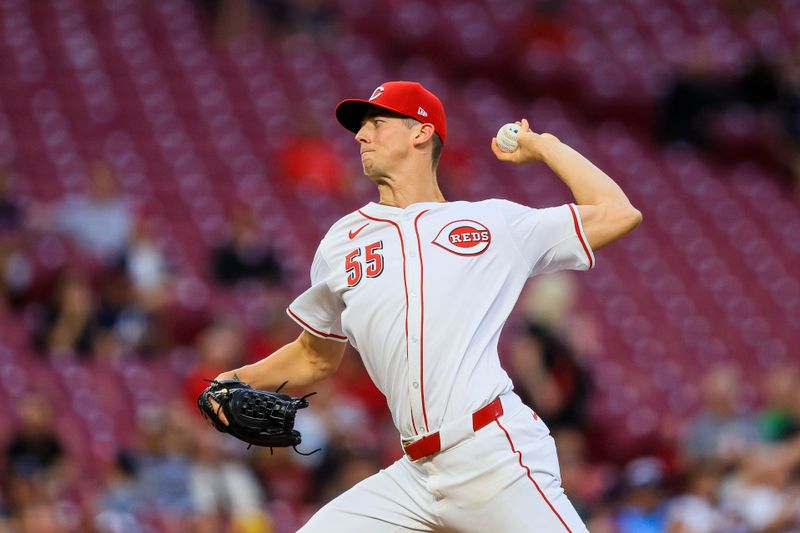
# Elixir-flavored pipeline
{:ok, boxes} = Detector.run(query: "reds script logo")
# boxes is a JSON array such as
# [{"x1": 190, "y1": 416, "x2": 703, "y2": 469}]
[{"x1": 432, "y1": 220, "x2": 491, "y2": 256}]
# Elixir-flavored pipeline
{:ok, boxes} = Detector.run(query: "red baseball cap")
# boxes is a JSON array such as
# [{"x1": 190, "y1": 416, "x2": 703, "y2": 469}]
[{"x1": 335, "y1": 81, "x2": 447, "y2": 143}]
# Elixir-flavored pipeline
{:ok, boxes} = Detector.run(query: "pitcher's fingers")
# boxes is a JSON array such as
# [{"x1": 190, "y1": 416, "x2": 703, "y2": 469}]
[
  {"x1": 491, "y1": 138, "x2": 511, "y2": 159},
  {"x1": 209, "y1": 397, "x2": 229, "y2": 425}
]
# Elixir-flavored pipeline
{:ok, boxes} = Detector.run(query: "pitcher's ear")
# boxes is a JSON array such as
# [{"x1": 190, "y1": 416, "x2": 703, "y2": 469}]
[{"x1": 413, "y1": 123, "x2": 436, "y2": 146}]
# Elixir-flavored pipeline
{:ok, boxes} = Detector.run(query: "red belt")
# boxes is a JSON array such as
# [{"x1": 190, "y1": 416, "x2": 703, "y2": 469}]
[{"x1": 403, "y1": 397, "x2": 504, "y2": 461}]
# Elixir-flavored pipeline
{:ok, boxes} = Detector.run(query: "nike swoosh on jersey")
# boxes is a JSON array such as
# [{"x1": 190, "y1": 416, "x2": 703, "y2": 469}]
[{"x1": 348, "y1": 223, "x2": 369, "y2": 239}]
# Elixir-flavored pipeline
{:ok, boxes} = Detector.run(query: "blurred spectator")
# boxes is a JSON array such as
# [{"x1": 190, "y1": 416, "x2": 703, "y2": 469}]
[
  {"x1": 510, "y1": 273, "x2": 590, "y2": 430},
  {"x1": 313, "y1": 447, "x2": 380, "y2": 506},
  {"x1": 657, "y1": 39, "x2": 731, "y2": 148},
  {"x1": 720, "y1": 436, "x2": 800, "y2": 531},
  {"x1": 122, "y1": 215, "x2": 173, "y2": 312},
  {"x1": 584, "y1": 507, "x2": 618, "y2": 533},
  {"x1": 254, "y1": 448, "x2": 312, "y2": 515},
  {"x1": 51, "y1": 160, "x2": 132, "y2": 263},
  {"x1": 31, "y1": 270, "x2": 98, "y2": 358},
  {"x1": 4, "y1": 393, "x2": 64, "y2": 479},
  {"x1": 509, "y1": 322, "x2": 590, "y2": 430},
  {"x1": 665, "y1": 460, "x2": 736, "y2": 533},
  {"x1": 212, "y1": 208, "x2": 283, "y2": 287},
  {"x1": 552, "y1": 427, "x2": 616, "y2": 521},
  {"x1": 735, "y1": 52, "x2": 782, "y2": 111},
  {"x1": 276, "y1": 115, "x2": 347, "y2": 196},
  {"x1": 681, "y1": 366, "x2": 760, "y2": 466},
  {"x1": 0, "y1": 166, "x2": 33, "y2": 310},
  {"x1": 518, "y1": 271, "x2": 579, "y2": 335},
  {"x1": 94, "y1": 266, "x2": 161, "y2": 357},
  {"x1": 288, "y1": 378, "x2": 374, "y2": 466},
  {"x1": 757, "y1": 365, "x2": 800, "y2": 443},
  {"x1": 182, "y1": 319, "x2": 246, "y2": 414},
  {"x1": 2, "y1": 393, "x2": 84, "y2": 532},
  {"x1": 93, "y1": 450, "x2": 146, "y2": 533},
  {"x1": 0, "y1": 237, "x2": 33, "y2": 311},
  {"x1": 31, "y1": 265, "x2": 160, "y2": 359},
  {"x1": 777, "y1": 46, "x2": 800, "y2": 139},
  {"x1": 189, "y1": 429, "x2": 272, "y2": 533},
  {"x1": 773, "y1": 46, "x2": 800, "y2": 190},
  {"x1": 522, "y1": 0, "x2": 571, "y2": 54},
  {"x1": 615, "y1": 457, "x2": 669, "y2": 533},
  {"x1": 254, "y1": 0, "x2": 340, "y2": 42},
  {"x1": 0, "y1": 165, "x2": 23, "y2": 234},
  {"x1": 658, "y1": 41, "x2": 800, "y2": 187},
  {"x1": 328, "y1": 349, "x2": 387, "y2": 424},
  {"x1": 246, "y1": 290, "x2": 297, "y2": 364},
  {"x1": 136, "y1": 405, "x2": 195, "y2": 531}
]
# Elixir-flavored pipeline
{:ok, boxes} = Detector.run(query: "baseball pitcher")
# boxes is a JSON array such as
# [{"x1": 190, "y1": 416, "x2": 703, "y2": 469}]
[{"x1": 209, "y1": 81, "x2": 642, "y2": 532}]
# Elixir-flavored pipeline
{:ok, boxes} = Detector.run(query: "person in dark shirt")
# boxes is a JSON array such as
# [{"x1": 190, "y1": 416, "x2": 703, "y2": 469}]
[
  {"x1": 657, "y1": 43, "x2": 731, "y2": 149},
  {"x1": 5, "y1": 393, "x2": 63, "y2": 478},
  {"x1": 511, "y1": 321, "x2": 591, "y2": 431},
  {"x1": 211, "y1": 208, "x2": 282, "y2": 286},
  {"x1": 0, "y1": 166, "x2": 22, "y2": 234},
  {"x1": 32, "y1": 270, "x2": 97, "y2": 358}
]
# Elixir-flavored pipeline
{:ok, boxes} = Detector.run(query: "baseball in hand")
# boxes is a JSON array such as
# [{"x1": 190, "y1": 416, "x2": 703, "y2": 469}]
[{"x1": 495, "y1": 123, "x2": 520, "y2": 153}]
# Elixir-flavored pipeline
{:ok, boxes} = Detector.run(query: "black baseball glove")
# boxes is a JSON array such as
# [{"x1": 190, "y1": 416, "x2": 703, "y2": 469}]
[{"x1": 198, "y1": 378, "x2": 317, "y2": 453}]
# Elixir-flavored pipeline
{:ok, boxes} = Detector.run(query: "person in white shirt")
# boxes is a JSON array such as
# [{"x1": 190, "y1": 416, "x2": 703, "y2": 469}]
[{"x1": 211, "y1": 81, "x2": 642, "y2": 532}]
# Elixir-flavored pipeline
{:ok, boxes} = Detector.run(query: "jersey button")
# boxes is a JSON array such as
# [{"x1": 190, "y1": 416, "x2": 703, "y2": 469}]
[
  {"x1": 410, "y1": 290, "x2": 418, "y2": 298},
  {"x1": 412, "y1": 381, "x2": 419, "y2": 389},
  {"x1": 411, "y1": 335, "x2": 419, "y2": 342}
]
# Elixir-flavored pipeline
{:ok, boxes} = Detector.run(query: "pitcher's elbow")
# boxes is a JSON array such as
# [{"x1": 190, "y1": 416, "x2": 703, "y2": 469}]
[
  {"x1": 612, "y1": 198, "x2": 641, "y2": 227},
  {"x1": 612, "y1": 204, "x2": 642, "y2": 239},
  {"x1": 628, "y1": 206, "x2": 643, "y2": 229}
]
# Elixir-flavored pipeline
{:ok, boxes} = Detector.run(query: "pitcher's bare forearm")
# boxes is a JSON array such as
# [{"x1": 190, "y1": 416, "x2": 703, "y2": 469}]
[
  {"x1": 221, "y1": 331, "x2": 346, "y2": 390},
  {"x1": 539, "y1": 137, "x2": 642, "y2": 249},
  {"x1": 538, "y1": 137, "x2": 632, "y2": 208}
]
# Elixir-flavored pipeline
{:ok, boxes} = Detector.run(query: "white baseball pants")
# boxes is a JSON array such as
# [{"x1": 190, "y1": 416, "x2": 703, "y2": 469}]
[{"x1": 298, "y1": 392, "x2": 588, "y2": 532}]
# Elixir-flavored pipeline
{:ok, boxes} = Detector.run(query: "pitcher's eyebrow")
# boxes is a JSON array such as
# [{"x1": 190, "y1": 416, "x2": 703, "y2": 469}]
[{"x1": 360, "y1": 109, "x2": 406, "y2": 126}]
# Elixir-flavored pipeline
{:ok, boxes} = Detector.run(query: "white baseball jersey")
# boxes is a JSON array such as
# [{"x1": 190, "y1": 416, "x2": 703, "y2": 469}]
[{"x1": 287, "y1": 199, "x2": 594, "y2": 440}]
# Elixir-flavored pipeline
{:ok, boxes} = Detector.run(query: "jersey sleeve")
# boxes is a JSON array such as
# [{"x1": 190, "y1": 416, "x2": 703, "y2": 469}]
[
  {"x1": 496, "y1": 200, "x2": 595, "y2": 276},
  {"x1": 286, "y1": 245, "x2": 348, "y2": 342}
]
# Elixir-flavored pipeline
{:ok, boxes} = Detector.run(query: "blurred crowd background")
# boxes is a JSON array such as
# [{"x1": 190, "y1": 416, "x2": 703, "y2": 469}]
[{"x1": 0, "y1": 0, "x2": 798, "y2": 531}]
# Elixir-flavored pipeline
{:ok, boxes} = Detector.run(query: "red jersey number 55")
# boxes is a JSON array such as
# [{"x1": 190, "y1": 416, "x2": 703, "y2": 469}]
[{"x1": 345, "y1": 241, "x2": 384, "y2": 287}]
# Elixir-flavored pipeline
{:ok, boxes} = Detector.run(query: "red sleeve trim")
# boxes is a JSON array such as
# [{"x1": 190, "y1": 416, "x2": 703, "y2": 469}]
[
  {"x1": 567, "y1": 204, "x2": 594, "y2": 269},
  {"x1": 286, "y1": 307, "x2": 348, "y2": 341}
]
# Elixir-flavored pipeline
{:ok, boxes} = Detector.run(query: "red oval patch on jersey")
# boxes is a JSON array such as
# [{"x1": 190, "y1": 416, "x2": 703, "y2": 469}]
[
  {"x1": 432, "y1": 220, "x2": 491, "y2": 256},
  {"x1": 449, "y1": 226, "x2": 490, "y2": 248}
]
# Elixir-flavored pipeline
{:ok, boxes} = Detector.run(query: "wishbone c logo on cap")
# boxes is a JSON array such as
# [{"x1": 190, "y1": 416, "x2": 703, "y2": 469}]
[
  {"x1": 369, "y1": 86, "x2": 385, "y2": 101},
  {"x1": 335, "y1": 81, "x2": 448, "y2": 143}
]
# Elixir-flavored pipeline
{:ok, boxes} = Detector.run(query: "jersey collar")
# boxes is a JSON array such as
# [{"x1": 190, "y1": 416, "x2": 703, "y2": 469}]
[{"x1": 359, "y1": 201, "x2": 447, "y2": 219}]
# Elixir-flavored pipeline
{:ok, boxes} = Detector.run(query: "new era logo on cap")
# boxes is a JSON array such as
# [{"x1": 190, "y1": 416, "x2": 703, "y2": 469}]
[{"x1": 335, "y1": 81, "x2": 447, "y2": 143}]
